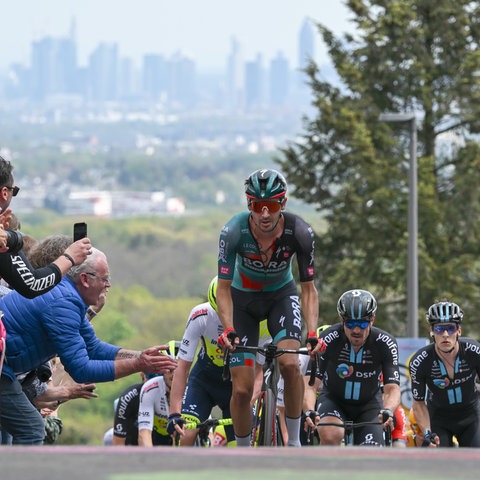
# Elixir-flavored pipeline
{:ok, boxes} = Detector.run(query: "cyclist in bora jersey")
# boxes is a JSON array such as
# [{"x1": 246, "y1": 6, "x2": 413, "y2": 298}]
[
  {"x1": 216, "y1": 169, "x2": 325, "y2": 447},
  {"x1": 409, "y1": 300, "x2": 480, "y2": 447},
  {"x1": 306, "y1": 289, "x2": 400, "y2": 446}
]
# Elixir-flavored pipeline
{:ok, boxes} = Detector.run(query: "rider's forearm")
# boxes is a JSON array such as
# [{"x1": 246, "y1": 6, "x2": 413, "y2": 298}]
[
  {"x1": 303, "y1": 376, "x2": 320, "y2": 411},
  {"x1": 382, "y1": 383, "x2": 401, "y2": 413},
  {"x1": 300, "y1": 281, "x2": 319, "y2": 334},
  {"x1": 216, "y1": 279, "x2": 234, "y2": 330},
  {"x1": 169, "y1": 359, "x2": 191, "y2": 413},
  {"x1": 411, "y1": 399, "x2": 431, "y2": 432},
  {"x1": 138, "y1": 429, "x2": 153, "y2": 447}
]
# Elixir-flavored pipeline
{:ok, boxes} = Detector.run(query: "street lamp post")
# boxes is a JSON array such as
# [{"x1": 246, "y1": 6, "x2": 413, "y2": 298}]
[{"x1": 378, "y1": 113, "x2": 418, "y2": 338}]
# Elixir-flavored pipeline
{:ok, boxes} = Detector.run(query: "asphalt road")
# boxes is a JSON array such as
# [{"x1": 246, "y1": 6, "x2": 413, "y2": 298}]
[{"x1": 2, "y1": 445, "x2": 480, "y2": 480}]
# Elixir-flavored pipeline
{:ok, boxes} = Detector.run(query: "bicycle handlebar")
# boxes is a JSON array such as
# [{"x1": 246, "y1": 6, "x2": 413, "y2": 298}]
[
  {"x1": 184, "y1": 417, "x2": 233, "y2": 431},
  {"x1": 222, "y1": 343, "x2": 318, "y2": 386},
  {"x1": 313, "y1": 419, "x2": 392, "y2": 446}
]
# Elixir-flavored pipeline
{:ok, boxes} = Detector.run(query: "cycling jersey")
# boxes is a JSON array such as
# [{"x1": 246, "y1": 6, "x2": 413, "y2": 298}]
[
  {"x1": 318, "y1": 323, "x2": 400, "y2": 405},
  {"x1": 409, "y1": 338, "x2": 480, "y2": 447},
  {"x1": 137, "y1": 376, "x2": 172, "y2": 445},
  {"x1": 113, "y1": 383, "x2": 142, "y2": 445},
  {"x1": 218, "y1": 211, "x2": 315, "y2": 291},
  {"x1": 178, "y1": 302, "x2": 225, "y2": 372}
]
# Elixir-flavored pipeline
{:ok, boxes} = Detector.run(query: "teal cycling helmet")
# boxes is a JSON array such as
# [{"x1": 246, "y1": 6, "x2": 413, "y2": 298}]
[
  {"x1": 426, "y1": 301, "x2": 463, "y2": 325},
  {"x1": 208, "y1": 276, "x2": 218, "y2": 312},
  {"x1": 245, "y1": 169, "x2": 287, "y2": 200},
  {"x1": 337, "y1": 289, "x2": 377, "y2": 321}
]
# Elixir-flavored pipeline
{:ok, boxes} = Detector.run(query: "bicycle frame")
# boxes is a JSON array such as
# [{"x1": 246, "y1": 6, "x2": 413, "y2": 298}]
[{"x1": 223, "y1": 342, "x2": 318, "y2": 446}]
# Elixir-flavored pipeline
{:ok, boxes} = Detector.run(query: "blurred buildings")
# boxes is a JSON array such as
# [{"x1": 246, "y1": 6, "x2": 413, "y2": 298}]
[{"x1": 1, "y1": 17, "x2": 317, "y2": 115}]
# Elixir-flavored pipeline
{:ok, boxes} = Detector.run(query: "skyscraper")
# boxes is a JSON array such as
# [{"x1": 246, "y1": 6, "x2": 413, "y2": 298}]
[
  {"x1": 298, "y1": 17, "x2": 316, "y2": 72},
  {"x1": 269, "y1": 51, "x2": 290, "y2": 107},
  {"x1": 143, "y1": 53, "x2": 168, "y2": 102},
  {"x1": 226, "y1": 36, "x2": 244, "y2": 111},
  {"x1": 245, "y1": 53, "x2": 266, "y2": 110},
  {"x1": 87, "y1": 42, "x2": 118, "y2": 102}
]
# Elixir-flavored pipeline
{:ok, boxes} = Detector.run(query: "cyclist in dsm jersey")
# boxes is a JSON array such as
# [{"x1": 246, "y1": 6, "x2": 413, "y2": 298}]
[
  {"x1": 305, "y1": 289, "x2": 400, "y2": 446},
  {"x1": 409, "y1": 300, "x2": 480, "y2": 447},
  {"x1": 216, "y1": 169, "x2": 326, "y2": 447}
]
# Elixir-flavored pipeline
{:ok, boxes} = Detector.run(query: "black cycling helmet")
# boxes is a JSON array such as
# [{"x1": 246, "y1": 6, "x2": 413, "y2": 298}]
[
  {"x1": 337, "y1": 289, "x2": 377, "y2": 321},
  {"x1": 426, "y1": 301, "x2": 463, "y2": 325},
  {"x1": 245, "y1": 169, "x2": 287, "y2": 200}
]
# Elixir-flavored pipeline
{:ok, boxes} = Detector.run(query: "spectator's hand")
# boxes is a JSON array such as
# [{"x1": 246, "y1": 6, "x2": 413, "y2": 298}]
[
  {"x1": 68, "y1": 383, "x2": 98, "y2": 400},
  {"x1": 167, "y1": 413, "x2": 186, "y2": 436},
  {"x1": 138, "y1": 345, "x2": 178, "y2": 374},
  {"x1": 0, "y1": 208, "x2": 12, "y2": 229},
  {"x1": 64, "y1": 237, "x2": 92, "y2": 266},
  {"x1": 0, "y1": 226, "x2": 8, "y2": 252},
  {"x1": 218, "y1": 327, "x2": 238, "y2": 351},
  {"x1": 91, "y1": 291, "x2": 108, "y2": 315}
]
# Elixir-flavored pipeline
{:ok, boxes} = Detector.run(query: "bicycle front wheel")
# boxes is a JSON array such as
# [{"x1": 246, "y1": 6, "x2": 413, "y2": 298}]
[{"x1": 257, "y1": 388, "x2": 282, "y2": 446}]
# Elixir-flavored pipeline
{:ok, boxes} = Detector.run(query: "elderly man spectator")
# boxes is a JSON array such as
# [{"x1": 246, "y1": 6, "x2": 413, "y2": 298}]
[{"x1": 0, "y1": 247, "x2": 177, "y2": 445}]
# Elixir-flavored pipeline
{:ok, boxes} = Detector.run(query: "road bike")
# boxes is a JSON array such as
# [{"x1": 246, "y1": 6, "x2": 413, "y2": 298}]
[
  {"x1": 181, "y1": 417, "x2": 233, "y2": 447},
  {"x1": 223, "y1": 342, "x2": 317, "y2": 447},
  {"x1": 305, "y1": 410, "x2": 393, "y2": 447}
]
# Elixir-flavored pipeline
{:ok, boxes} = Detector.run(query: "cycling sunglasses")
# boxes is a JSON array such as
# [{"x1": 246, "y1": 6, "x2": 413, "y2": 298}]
[
  {"x1": 249, "y1": 199, "x2": 283, "y2": 213},
  {"x1": 433, "y1": 323, "x2": 459, "y2": 335},
  {"x1": 344, "y1": 319, "x2": 371, "y2": 330}
]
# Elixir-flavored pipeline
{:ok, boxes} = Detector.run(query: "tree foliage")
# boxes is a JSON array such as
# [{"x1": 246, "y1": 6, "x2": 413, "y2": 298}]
[{"x1": 276, "y1": 0, "x2": 480, "y2": 336}]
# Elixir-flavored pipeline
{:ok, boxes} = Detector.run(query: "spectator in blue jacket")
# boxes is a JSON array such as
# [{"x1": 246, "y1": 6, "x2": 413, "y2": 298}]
[{"x1": 0, "y1": 247, "x2": 177, "y2": 445}]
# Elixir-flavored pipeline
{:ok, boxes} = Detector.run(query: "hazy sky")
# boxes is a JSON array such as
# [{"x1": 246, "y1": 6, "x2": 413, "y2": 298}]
[{"x1": 1, "y1": 0, "x2": 353, "y2": 71}]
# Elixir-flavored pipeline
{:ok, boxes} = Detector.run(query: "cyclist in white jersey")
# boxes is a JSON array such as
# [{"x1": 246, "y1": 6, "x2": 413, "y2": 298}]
[{"x1": 137, "y1": 341, "x2": 179, "y2": 447}]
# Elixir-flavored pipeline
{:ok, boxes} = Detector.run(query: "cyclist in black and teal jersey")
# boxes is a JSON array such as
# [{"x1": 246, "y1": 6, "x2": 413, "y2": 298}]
[
  {"x1": 215, "y1": 169, "x2": 325, "y2": 447},
  {"x1": 409, "y1": 300, "x2": 480, "y2": 447},
  {"x1": 305, "y1": 289, "x2": 400, "y2": 446}
]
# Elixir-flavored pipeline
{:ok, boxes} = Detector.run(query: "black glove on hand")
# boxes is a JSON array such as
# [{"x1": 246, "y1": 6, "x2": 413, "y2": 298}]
[
  {"x1": 379, "y1": 408, "x2": 394, "y2": 424},
  {"x1": 422, "y1": 430, "x2": 437, "y2": 447},
  {"x1": 218, "y1": 327, "x2": 238, "y2": 348},
  {"x1": 167, "y1": 413, "x2": 186, "y2": 435}
]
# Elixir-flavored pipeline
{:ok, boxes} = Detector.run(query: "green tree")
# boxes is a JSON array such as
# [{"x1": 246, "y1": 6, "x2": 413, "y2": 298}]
[{"x1": 277, "y1": 0, "x2": 480, "y2": 336}]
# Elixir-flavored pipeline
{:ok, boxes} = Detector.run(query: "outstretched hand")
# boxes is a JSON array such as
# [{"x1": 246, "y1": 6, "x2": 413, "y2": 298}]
[{"x1": 138, "y1": 345, "x2": 177, "y2": 375}]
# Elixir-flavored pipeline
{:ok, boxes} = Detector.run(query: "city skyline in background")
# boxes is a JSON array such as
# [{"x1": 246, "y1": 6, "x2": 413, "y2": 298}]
[{"x1": 0, "y1": 1, "x2": 352, "y2": 72}]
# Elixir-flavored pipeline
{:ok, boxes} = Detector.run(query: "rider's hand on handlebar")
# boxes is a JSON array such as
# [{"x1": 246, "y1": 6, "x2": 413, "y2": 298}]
[
  {"x1": 305, "y1": 331, "x2": 326, "y2": 356},
  {"x1": 378, "y1": 408, "x2": 395, "y2": 429},
  {"x1": 304, "y1": 409, "x2": 320, "y2": 430},
  {"x1": 218, "y1": 327, "x2": 239, "y2": 350},
  {"x1": 167, "y1": 413, "x2": 186, "y2": 436},
  {"x1": 421, "y1": 429, "x2": 439, "y2": 447}
]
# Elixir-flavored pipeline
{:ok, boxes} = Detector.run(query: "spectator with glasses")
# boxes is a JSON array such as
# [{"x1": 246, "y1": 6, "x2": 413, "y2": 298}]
[
  {"x1": 304, "y1": 289, "x2": 400, "y2": 446},
  {"x1": 0, "y1": 155, "x2": 91, "y2": 298},
  {"x1": 215, "y1": 168, "x2": 325, "y2": 447},
  {"x1": 409, "y1": 300, "x2": 480, "y2": 447},
  {"x1": 0, "y1": 247, "x2": 177, "y2": 444}
]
